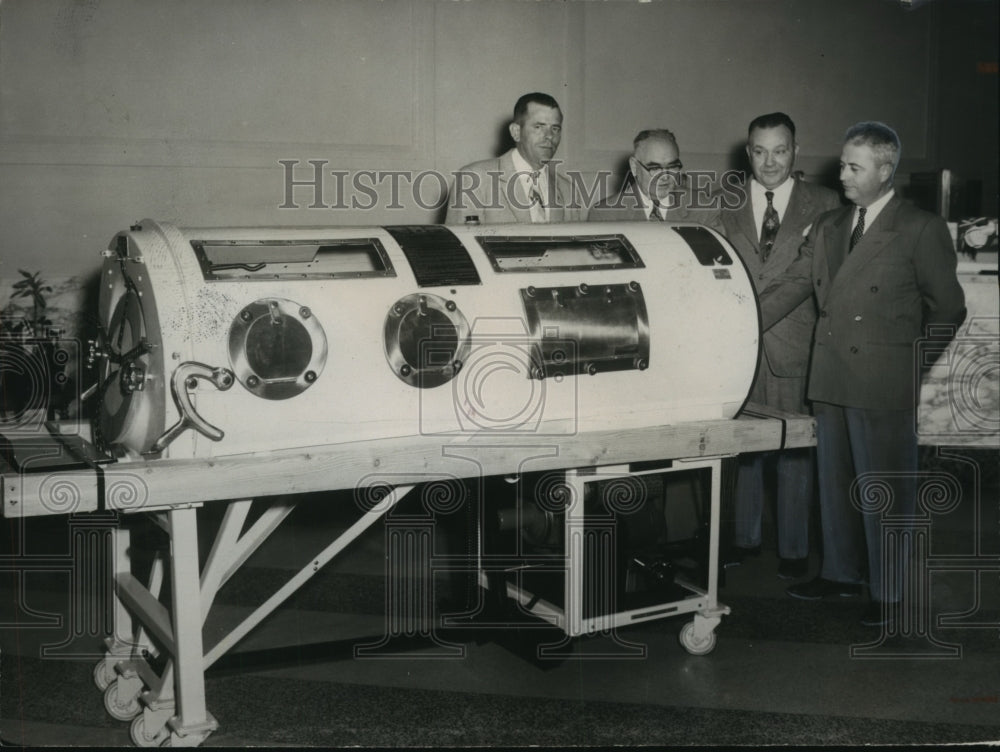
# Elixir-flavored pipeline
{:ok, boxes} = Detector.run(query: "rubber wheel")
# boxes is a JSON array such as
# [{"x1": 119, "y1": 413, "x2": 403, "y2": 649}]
[
  {"x1": 103, "y1": 681, "x2": 141, "y2": 721},
  {"x1": 131, "y1": 715, "x2": 171, "y2": 747},
  {"x1": 679, "y1": 620, "x2": 717, "y2": 655},
  {"x1": 93, "y1": 660, "x2": 116, "y2": 691}
]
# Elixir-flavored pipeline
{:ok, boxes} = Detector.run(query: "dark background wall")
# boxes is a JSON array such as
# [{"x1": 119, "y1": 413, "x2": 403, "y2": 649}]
[{"x1": 0, "y1": 0, "x2": 996, "y2": 284}]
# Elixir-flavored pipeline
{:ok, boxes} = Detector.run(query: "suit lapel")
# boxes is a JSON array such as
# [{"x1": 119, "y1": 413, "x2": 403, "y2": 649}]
[
  {"x1": 546, "y1": 165, "x2": 565, "y2": 222},
  {"x1": 613, "y1": 176, "x2": 652, "y2": 220},
  {"x1": 739, "y1": 179, "x2": 812, "y2": 266},
  {"x1": 780, "y1": 181, "x2": 815, "y2": 239},
  {"x1": 832, "y1": 197, "x2": 902, "y2": 284},
  {"x1": 761, "y1": 180, "x2": 813, "y2": 272},
  {"x1": 822, "y1": 206, "x2": 854, "y2": 284},
  {"x1": 500, "y1": 150, "x2": 532, "y2": 224},
  {"x1": 734, "y1": 196, "x2": 759, "y2": 253},
  {"x1": 664, "y1": 184, "x2": 699, "y2": 222}
]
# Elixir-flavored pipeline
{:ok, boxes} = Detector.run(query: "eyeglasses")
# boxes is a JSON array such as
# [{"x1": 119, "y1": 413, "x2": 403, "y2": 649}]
[{"x1": 640, "y1": 160, "x2": 683, "y2": 174}]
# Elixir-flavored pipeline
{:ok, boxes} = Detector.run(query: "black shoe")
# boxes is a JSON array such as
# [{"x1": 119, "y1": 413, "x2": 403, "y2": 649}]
[
  {"x1": 861, "y1": 601, "x2": 898, "y2": 627},
  {"x1": 787, "y1": 576, "x2": 862, "y2": 600},
  {"x1": 723, "y1": 545, "x2": 761, "y2": 568},
  {"x1": 777, "y1": 557, "x2": 809, "y2": 580}
]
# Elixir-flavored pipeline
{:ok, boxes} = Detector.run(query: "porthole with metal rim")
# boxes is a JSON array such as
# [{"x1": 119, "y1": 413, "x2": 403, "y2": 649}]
[
  {"x1": 228, "y1": 298, "x2": 328, "y2": 400},
  {"x1": 383, "y1": 293, "x2": 470, "y2": 388}
]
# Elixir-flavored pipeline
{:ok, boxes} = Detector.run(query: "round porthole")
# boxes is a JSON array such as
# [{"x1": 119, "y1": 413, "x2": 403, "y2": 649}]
[
  {"x1": 384, "y1": 293, "x2": 470, "y2": 388},
  {"x1": 229, "y1": 298, "x2": 327, "y2": 399}
]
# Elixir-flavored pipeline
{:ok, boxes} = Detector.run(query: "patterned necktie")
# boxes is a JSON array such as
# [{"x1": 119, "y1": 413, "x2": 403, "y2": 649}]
[
  {"x1": 759, "y1": 190, "x2": 779, "y2": 262},
  {"x1": 849, "y1": 207, "x2": 867, "y2": 252},
  {"x1": 528, "y1": 171, "x2": 546, "y2": 223}
]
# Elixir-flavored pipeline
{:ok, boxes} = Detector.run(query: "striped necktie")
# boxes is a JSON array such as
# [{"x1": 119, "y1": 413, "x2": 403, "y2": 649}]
[{"x1": 849, "y1": 207, "x2": 867, "y2": 251}]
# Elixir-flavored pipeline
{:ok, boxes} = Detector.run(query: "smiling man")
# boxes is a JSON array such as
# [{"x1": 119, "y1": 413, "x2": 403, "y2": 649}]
[
  {"x1": 446, "y1": 92, "x2": 586, "y2": 224},
  {"x1": 758, "y1": 121, "x2": 965, "y2": 628},
  {"x1": 720, "y1": 113, "x2": 840, "y2": 580}
]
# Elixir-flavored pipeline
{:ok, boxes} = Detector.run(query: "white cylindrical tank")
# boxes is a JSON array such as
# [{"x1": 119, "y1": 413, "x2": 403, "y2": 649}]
[{"x1": 94, "y1": 219, "x2": 760, "y2": 459}]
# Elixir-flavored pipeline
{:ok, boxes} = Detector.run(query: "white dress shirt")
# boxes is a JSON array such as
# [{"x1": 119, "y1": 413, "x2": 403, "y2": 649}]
[
  {"x1": 750, "y1": 177, "x2": 795, "y2": 238},
  {"x1": 511, "y1": 148, "x2": 550, "y2": 222}
]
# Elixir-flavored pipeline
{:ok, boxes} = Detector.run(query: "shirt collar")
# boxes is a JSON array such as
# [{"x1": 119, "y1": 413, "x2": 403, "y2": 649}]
[
  {"x1": 630, "y1": 175, "x2": 678, "y2": 219},
  {"x1": 750, "y1": 176, "x2": 794, "y2": 207},
  {"x1": 856, "y1": 188, "x2": 895, "y2": 228},
  {"x1": 511, "y1": 148, "x2": 543, "y2": 179}
]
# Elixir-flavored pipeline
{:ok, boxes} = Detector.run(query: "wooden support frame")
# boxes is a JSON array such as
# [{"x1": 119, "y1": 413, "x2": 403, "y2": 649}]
[{"x1": 0, "y1": 404, "x2": 815, "y2": 746}]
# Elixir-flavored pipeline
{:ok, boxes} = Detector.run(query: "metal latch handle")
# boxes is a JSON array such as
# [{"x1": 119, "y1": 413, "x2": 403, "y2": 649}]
[{"x1": 147, "y1": 361, "x2": 235, "y2": 455}]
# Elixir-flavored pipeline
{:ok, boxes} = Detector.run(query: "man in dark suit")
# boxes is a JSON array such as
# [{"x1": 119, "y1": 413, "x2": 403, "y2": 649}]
[
  {"x1": 588, "y1": 129, "x2": 723, "y2": 231},
  {"x1": 722, "y1": 113, "x2": 841, "y2": 580},
  {"x1": 446, "y1": 92, "x2": 586, "y2": 224},
  {"x1": 759, "y1": 121, "x2": 965, "y2": 627}
]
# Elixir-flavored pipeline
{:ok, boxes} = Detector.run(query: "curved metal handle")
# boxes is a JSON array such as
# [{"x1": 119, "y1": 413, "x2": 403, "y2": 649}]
[{"x1": 146, "y1": 361, "x2": 235, "y2": 455}]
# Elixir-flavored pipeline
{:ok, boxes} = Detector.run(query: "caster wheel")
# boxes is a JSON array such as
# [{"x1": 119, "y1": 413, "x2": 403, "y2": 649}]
[
  {"x1": 131, "y1": 715, "x2": 171, "y2": 747},
  {"x1": 104, "y1": 681, "x2": 141, "y2": 721},
  {"x1": 93, "y1": 660, "x2": 116, "y2": 691},
  {"x1": 679, "y1": 620, "x2": 717, "y2": 655}
]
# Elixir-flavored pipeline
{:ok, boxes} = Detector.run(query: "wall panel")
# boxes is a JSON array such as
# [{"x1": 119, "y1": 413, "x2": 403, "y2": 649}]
[
  {"x1": 0, "y1": 0, "x2": 988, "y2": 288},
  {"x1": 577, "y1": 0, "x2": 935, "y2": 177}
]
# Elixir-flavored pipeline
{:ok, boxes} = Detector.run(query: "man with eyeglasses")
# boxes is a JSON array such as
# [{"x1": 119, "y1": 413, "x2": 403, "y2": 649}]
[
  {"x1": 445, "y1": 92, "x2": 586, "y2": 224},
  {"x1": 721, "y1": 112, "x2": 841, "y2": 580},
  {"x1": 588, "y1": 129, "x2": 722, "y2": 229}
]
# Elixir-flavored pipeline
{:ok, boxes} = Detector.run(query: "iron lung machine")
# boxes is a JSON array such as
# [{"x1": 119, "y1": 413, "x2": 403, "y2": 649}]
[
  {"x1": 94, "y1": 219, "x2": 760, "y2": 460},
  {"x1": 2, "y1": 219, "x2": 805, "y2": 746}
]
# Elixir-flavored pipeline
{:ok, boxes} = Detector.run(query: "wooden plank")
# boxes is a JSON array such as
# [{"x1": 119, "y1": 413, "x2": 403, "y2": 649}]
[
  {"x1": 739, "y1": 402, "x2": 817, "y2": 449},
  {"x1": 1, "y1": 468, "x2": 101, "y2": 518},
  {"x1": 2, "y1": 407, "x2": 815, "y2": 517},
  {"x1": 116, "y1": 572, "x2": 175, "y2": 654}
]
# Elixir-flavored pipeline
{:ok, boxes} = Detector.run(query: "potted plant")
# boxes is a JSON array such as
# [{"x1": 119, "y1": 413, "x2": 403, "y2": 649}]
[{"x1": 1, "y1": 270, "x2": 66, "y2": 425}]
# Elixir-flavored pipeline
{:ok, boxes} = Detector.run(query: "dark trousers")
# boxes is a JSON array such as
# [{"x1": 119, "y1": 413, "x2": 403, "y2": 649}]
[
  {"x1": 734, "y1": 368, "x2": 814, "y2": 559},
  {"x1": 734, "y1": 448, "x2": 813, "y2": 559},
  {"x1": 813, "y1": 401, "x2": 918, "y2": 603}
]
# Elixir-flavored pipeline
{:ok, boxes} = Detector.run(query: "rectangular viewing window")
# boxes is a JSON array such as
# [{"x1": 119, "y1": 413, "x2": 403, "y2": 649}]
[
  {"x1": 476, "y1": 234, "x2": 644, "y2": 273},
  {"x1": 191, "y1": 239, "x2": 395, "y2": 281}
]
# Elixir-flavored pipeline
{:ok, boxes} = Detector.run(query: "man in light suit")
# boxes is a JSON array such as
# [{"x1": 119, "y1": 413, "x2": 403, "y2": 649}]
[
  {"x1": 722, "y1": 113, "x2": 841, "y2": 580},
  {"x1": 759, "y1": 122, "x2": 965, "y2": 627},
  {"x1": 588, "y1": 129, "x2": 724, "y2": 231},
  {"x1": 446, "y1": 92, "x2": 586, "y2": 224}
]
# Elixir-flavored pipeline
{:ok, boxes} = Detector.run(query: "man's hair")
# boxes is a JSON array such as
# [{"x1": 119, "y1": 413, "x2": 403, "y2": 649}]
[
  {"x1": 513, "y1": 92, "x2": 561, "y2": 123},
  {"x1": 844, "y1": 121, "x2": 901, "y2": 175},
  {"x1": 633, "y1": 128, "x2": 678, "y2": 153},
  {"x1": 747, "y1": 112, "x2": 796, "y2": 140}
]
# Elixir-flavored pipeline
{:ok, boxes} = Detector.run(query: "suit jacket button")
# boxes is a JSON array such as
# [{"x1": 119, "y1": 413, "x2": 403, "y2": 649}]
[
  {"x1": 850, "y1": 346, "x2": 859, "y2": 354},
  {"x1": 819, "y1": 310, "x2": 828, "y2": 317},
  {"x1": 870, "y1": 285, "x2": 878, "y2": 293},
  {"x1": 854, "y1": 315, "x2": 862, "y2": 321}
]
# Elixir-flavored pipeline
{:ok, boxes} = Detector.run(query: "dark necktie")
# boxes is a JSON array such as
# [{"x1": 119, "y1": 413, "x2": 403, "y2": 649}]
[
  {"x1": 849, "y1": 207, "x2": 867, "y2": 252},
  {"x1": 759, "y1": 190, "x2": 779, "y2": 262},
  {"x1": 650, "y1": 198, "x2": 667, "y2": 221}
]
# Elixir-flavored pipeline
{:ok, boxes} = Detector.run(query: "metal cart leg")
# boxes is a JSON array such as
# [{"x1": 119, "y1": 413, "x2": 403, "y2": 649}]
[{"x1": 679, "y1": 457, "x2": 731, "y2": 655}]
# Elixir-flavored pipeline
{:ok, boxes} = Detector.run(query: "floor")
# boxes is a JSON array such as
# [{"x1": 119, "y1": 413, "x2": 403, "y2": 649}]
[{"x1": 1, "y1": 446, "x2": 998, "y2": 748}]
